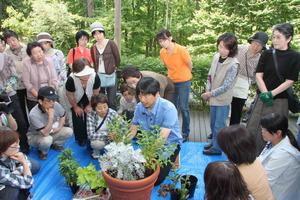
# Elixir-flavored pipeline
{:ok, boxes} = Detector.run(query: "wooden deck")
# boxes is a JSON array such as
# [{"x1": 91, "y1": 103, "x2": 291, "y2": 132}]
[{"x1": 179, "y1": 109, "x2": 298, "y2": 143}]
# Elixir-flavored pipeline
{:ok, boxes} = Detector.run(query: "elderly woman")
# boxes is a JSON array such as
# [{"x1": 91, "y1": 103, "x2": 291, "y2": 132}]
[
  {"x1": 218, "y1": 125, "x2": 274, "y2": 200},
  {"x1": 37, "y1": 32, "x2": 67, "y2": 86},
  {"x1": 90, "y1": 22, "x2": 120, "y2": 110},
  {"x1": 65, "y1": 58, "x2": 100, "y2": 146},
  {"x1": 246, "y1": 23, "x2": 300, "y2": 155},
  {"x1": 259, "y1": 113, "x2": 300, "y2": 200},
  {"x1": 0, "y1": 129, "x2": 33, "y2": 200},
  {"x1": 22, "y1": 42, "x2": 58, "y2": 111},
  {"x1": 87, "y1": 94, "x2": 118, "y2": 158}
]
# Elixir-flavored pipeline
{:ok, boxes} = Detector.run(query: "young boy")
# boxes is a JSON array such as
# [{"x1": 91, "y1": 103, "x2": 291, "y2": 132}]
[{"x1": 118, "y1": 84, "x2": 137, "y2": 120}]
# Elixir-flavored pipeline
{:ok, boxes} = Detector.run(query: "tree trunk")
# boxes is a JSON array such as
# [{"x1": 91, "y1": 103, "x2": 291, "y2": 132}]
[
  {"x1": 87, "y1": 0, "x2": 94, "y2": 17},
  {"x1": 114, "y1": 0, "x2": 121, "y2": 56}
]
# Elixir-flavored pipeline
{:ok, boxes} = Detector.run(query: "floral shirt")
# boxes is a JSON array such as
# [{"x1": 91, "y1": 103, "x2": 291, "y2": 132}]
[
  {"x1": 0, "y1": 53, "x2": 18, "y2": 95},
  {"x1": 0, "y1": 156, "x2": 33, "y2": 189}
]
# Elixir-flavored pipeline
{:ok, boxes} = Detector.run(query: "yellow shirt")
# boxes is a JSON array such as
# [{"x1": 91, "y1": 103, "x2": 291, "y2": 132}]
[
  {"x1": 238, "y1": 159, "x2": 274, "y2": 200},
  {"x1": 160, "y1": 44, "x2": 192, "y2": 83}
]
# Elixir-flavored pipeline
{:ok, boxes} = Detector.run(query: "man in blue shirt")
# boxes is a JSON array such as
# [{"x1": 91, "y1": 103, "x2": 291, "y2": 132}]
[{"x1": 130, "y1": 77, "x2": 182, "y2": 185}]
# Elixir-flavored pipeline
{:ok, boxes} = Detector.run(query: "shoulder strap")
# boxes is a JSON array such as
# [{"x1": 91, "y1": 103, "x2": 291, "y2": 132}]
[
  {"x1": 95, "y1": 111, "x2": 109, "y2": 132},
  {"x1": 272, "y1": 49, "x2": 284, "y2": 83}
]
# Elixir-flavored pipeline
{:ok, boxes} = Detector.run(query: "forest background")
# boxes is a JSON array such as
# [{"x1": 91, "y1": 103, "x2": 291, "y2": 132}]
[{"x1": 1, "y1": 0, "x2": 300, "y2": 104}]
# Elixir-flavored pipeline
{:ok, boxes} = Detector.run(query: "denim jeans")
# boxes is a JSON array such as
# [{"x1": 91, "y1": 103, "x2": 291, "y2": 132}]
[
  {"x1": 173, "y1": 81, "x2": 191, "y2": 137},
  {"x1": 210, "y1": 105, "x2": 230, "y2": 152}
]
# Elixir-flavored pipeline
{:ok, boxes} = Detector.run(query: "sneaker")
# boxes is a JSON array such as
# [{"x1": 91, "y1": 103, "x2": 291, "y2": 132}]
[
  {"x1": 38, "y1": 150, "x2": 48, "y2": 160},
  {"x1": 51, "y1": 144, "x2": 64, "y2": 151},
  {"x1": 203, "y1": 148, "x2": 222, "y2": 156},
  {"x1": 204, "y1": 143, "x2": 212, "y2": 150}
]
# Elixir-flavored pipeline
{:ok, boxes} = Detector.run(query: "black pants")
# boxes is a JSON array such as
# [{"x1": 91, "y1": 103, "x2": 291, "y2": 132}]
[
  {"x1": 0, "y1": 185, "x2": 30, "y2": 200},
  {"x1": 10, "y1": 94, "x2": 29, "y2": 153},
  {"x1": 71, "y1": 108, "x2": 87, "y2": 144},
  {"x1": 100, "y1": 86, "x2": 117, "y2": 110},
  {"x1": 16, "y1": 89, "x2": 28, "y2": 126},
  {"x1": 230, "y1": 97, "x2": 246, "y2": 125},
  {"x1": 155, "y1": 144, "x2": 181, "y2": 186}
]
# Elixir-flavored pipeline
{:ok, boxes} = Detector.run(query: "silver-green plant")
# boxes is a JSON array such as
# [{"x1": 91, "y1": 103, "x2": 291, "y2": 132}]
[{"x1": 99, "y1": 142, "x2": 146, "y2": 181}]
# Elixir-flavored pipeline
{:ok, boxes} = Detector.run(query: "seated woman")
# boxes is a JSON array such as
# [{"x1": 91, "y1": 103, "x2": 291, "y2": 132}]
[
  {"x1": 87, "y1": 94, "x2": 118, "y2": 159},
  {"x1": 118, "y1": 84, "x2": 137, "y2": 120},
  {"x1": 0, "y1": 129, "x2": 33, "y2": 200},
  {"x1": 259, "y1": 113, "x2": 300, "y2": 200},
  {"x1": 218, "y1": 125, "x2": 274, "y2": 200},
  {"x1": 204, "y1": 161, "x2": 253, "y2": 200}
]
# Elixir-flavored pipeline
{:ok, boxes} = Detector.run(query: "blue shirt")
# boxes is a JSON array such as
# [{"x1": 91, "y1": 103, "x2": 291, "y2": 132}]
[{"x1": 133, "y1": 96, "x2": 182, "y2": 145}]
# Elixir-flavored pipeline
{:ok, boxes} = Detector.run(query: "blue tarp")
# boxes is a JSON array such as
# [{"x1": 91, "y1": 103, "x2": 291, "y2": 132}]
[{"x1": 29, "y1": 138, "x2": 226, "y2": 200}]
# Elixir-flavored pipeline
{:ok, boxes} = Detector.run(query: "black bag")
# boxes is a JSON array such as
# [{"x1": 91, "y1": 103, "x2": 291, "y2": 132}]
[{"x1": 272, "y1": 49, "x2": 300, "y2": 113}]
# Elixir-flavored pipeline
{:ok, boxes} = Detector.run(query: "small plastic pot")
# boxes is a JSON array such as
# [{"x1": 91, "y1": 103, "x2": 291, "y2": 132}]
[
  {"x1": 170, "y1": 188, "x2": 181, "y2": 200},
  {"x1": 69, "y1": 184, "x2": 79, "y2": 194},
  {"x1": 181, "y1": 175, "x2": 198, "y2": 198}
]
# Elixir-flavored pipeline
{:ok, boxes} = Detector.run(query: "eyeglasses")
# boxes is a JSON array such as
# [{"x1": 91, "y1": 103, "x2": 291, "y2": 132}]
[{"x1": 9, "y1": 145, "x2": 20, "y2": 150}]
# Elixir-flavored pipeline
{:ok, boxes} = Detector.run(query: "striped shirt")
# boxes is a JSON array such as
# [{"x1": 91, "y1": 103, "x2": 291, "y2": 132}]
[{"x1": 236, "y1": 44, "x2": 261, "y2": 82}]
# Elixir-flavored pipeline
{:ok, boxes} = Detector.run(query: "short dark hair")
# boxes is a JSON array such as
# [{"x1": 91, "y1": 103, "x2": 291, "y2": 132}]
[
  {"x1": 136, "y1": 77, "x2": 160, "y2": 96},
  {"x1": 0, "y1": 129, "x2": 19, "y2": 154},
  {"x1": 75, "y1": 30, "x2": 89, "y2": 45},
  {"x1": 260, "y1": 113, "x2": 299, "y2": 150},
  {"x1": 218, "y1": 125, "x2": 256, "y2": 165},
  {"x1": 92, "y1": 30, "x2": 105, "y2": 37},
  {"x1": 91, "y1": 94, "x2": 108, "y2": 110},
  {"x1": 26, "y1": 41, "x2": 44, "y2": 56},
  {"x1": 217, "y1": 32, "x2": 238, "y2": 57},
  {"x1": 120, "y1": 83, "x2": 135, "y2": 95},
  {"x1": 155, "y1": 28, "x2": 176, "y2": 43},
  {"x1": 72, "y1": 58, "x2": 91, "y2": 73},
  {"x1": 3, "y1": 30, "x2": 19, "y2": 42},
  {"x1": 204, "y1": 161, "x2": 250, "y2": 200},
  {"x1": 273, "y1": 23, "x2": 294, "y2": 47},
  {"x1": 121, "y1": 65, "x2": 142, "y2": 81}
]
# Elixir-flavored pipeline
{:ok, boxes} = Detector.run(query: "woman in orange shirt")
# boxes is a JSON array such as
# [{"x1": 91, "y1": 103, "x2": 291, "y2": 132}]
[{"x1": 156, "y1": 29, "x2": 192, "y2": 142}]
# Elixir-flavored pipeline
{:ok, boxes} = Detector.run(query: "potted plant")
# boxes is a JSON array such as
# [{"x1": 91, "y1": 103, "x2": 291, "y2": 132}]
[
  {"x1": 58, "y1": 149, "x2": 80, "y2": 194},
  {"x1": 74, "y1": 163, "x2": 109, "y2": 200},
  {"x1": 99, "y1": 121, "x2": 176, "y2": 200}
]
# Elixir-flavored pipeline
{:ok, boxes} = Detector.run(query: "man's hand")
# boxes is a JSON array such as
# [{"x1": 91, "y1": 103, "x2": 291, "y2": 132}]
[{"x1": 46, "y1": 108, "x2": 55, "y2": 119}]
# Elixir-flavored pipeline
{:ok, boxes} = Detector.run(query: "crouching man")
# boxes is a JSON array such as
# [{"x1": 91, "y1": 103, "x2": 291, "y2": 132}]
[{"x1": 27, "y1": 86, "x2": 73, "y2": 159}]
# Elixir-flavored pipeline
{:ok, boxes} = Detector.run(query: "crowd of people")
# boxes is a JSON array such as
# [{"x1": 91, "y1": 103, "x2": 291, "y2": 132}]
[{"x1": 0, "y1": 21, "x2": 300, "y2": 200}]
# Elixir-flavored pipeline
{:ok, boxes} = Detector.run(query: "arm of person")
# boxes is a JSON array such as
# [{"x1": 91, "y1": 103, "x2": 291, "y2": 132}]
[
  {"x1": 256, "y1": 72, "x2": 268, "y2": 93},
  {"x1": 271, "y1": 79, "x2": 294, "y2": 97},
  {"x1": 182, "y1": 47, "x2": 193, "y2": 71},
  {"x1": 7, "y1": 113, "x2": 18, "y2": 131},
  {"x1": 129, "y1": 124, "x2": 138, "y2": 139},
  {"x1": 264, "y1": 153, "x2": 292, "y2": 187},
  {"x1": 52, "y1": 115, "x2": 65, "y2": 134},
  {"x1": 48, "y1": 58, "x2": 59, "y2": 89},
  {"x1": 66, "y1": 90, "x2": 83, "y2": 117},
  {"x1": 0, "y1": 153, "x2": 33, "y2": 189},
  {"x1": 160, "y1": 128, "x2": 171, "y2": 140},
  {"x1": 211, "y1": 63, "x2": 239, "y2": 97},
  {"x1": 22, "y1": 61, "x2": 37, "y2": 97},
  {"x1": 39, "y1": 108, "x2": 54, "y2": 136},
  {"x1": 111, "y1": 41, "x2": 121, "y2": 67}
]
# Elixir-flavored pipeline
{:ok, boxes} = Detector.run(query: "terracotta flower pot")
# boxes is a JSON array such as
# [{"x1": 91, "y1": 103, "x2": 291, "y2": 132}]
[{"x1": 102, "y1": 167, "x2": 160, "y2": 200}]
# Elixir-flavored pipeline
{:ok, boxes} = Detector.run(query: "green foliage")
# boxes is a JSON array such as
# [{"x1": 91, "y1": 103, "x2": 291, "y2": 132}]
[
  {"x1": 58, "y1": 149, "x2": 80, "y2": 186},
  {"x1": 76, "y1": 163, "x2": 107, "y2": 194},
  {"x1": 136, "y1": 126, "x2": 176, "y2": 172},
  {"x1": 107, "y1": 115, "x2": 132, "y2": 144}
]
